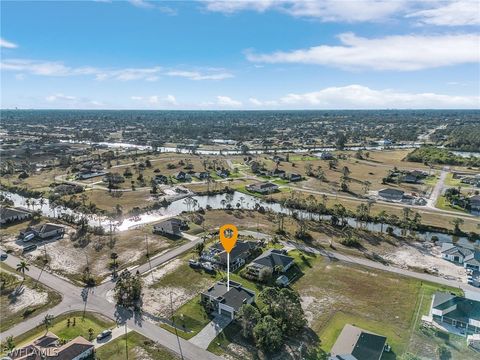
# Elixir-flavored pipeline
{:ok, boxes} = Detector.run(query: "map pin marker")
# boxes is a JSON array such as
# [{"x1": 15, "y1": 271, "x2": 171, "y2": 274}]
[
  {"x1": 219, "y1": 224, "x2": 238, "y2": 253},
  {"x1": 219, "y1": 224, "x2": 238, "y2": 290}
]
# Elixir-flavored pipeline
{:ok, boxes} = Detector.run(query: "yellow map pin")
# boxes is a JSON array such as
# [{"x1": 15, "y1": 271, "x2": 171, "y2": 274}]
[{"x1": 219, "y1": 224, "x2": 238, "y2": 253}]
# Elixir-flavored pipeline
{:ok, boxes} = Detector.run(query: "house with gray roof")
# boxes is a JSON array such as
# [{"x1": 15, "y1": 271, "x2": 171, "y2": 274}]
[
  {"x1": 153, "y1": 218, "x2": 187, "y2": 238},
  {"x1": 203, "y1": 241, "x2": 260, "y2": 271},
  {"x1": 246, "y1": 249, "x2": 294, "y2": 279},
  {"x1": 0, "y1": 207, "x2": 31, "y2": 225},
  {"x1": 441, "y1": 243, "x2": 480, "y2": 271},
  {"x1": 378, "y1": 188, "x2": 404, "y2": 201},
  {"x1": 201, "y1": 281, "x2": 255, "y2": 320},
  {"x1": 431, "y1": 292, "x2": 480, "y2": 334},
  {"x1": 329, "y1": 324, "x2": 387, "y2": 360}
]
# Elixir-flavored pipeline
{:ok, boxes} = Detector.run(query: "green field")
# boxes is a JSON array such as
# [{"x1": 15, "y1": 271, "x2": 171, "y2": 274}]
[
  {"x1": 95, "y1": 331, "x2": 180, "y2": 360},
  {"x1": 205, "y1": 252, "x2": 468, "y2": 359},
  {"x1": 12, "y1": 311, "x2": 114, "y2": 347}
]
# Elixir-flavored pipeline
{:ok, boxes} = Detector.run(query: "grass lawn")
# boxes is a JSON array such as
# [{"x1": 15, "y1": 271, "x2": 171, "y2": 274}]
[
  {"x1": 95, "y1": 331, "x2": 180, "y2": 360},
  {"x1": 444, "y1": 172, "x2": 470, "y2": 188},
  {"x1": 13, "y1": 311, "x2": 114, "y2": 347},
  {"x1": 436, "y1": 196, "x2": 469, "y2": 214},
  {"x1": 0, "y1": 263, "x2": 62, "y2": 332}
]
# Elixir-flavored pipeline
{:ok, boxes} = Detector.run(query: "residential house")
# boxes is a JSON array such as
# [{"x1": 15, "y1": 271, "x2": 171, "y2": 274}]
[
  {"x1": 441, "y1": 243, "x2": 480, "y2": 271},
  {"x1": 201, "y1": 280, "x2": 256, "y2": 320},
  {"x1": 318, "y1": 152, "x2": 334, "y2": 160},
  {"x1": 0, "y1": 207, "x2": 31, "y2": 225},
  {"x1": 21, "y1": 223, "x2": 65, "y2": 240},
  {"x1": 247, "y1": 249, "x2": 294, "y2": 278},
  {"x1": 378, "y1": 188, "x2": 404, "y2": 201},
  {"x1": 430, "y1": 292, "x2": 480, "y2": 334},
  {"x1": 202, "y1": 241, "x2": 260, "y2": 271},
  {"x1": 75, "y1": 170, "x2": 107, "y2": 180},
  {"x1": 216, "y1": 169, "x2": 230, "y2": 178},
  {"x1": 329, "y1": 324, "x2": 387, "y2": 360},
  {"x1": 10, "y1": 331, "x2": 94, "y2": 360},
  {"x1": 470, "y1": 195, "x2": 480, "y2": 211},
  {"x1": 285, "y1": 173, "x2": 302, "y2": 182},
  {"x1": 175, "y1": 171, "x2": 191, "y2": 182},
  {"x1": 194, "y1": 171, "x2": 210, "y2": 180},
  {"x1": 153, "y1": 218, "x2": 188, "y2": 237},
  {"x1": 269, "y1": 168, "x2": 286, "y2": 178},
  {"x1": 154, "y1": 174, "x2": 168, "y2": 184},
  {"x1": 246, "y1": 182, "x2": 279, "y2": 194}
]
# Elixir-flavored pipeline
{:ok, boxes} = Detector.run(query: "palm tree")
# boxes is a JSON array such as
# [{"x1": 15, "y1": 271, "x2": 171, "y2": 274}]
[
  {"x1": 450, "y1": 217, "x2": 464, "y2": 234},
  {"x1": 377, "y1": 210, "x2": 387, "y2": 233},
  {"x1": 110, "y1": 252, "x2": 119, "y2": 276},
  {"x1": 42, "y1": 314, "x2": 54, "y2": 334},
  {"x1": 16, "y1": 261, "x2": 29, "y2": 281}
]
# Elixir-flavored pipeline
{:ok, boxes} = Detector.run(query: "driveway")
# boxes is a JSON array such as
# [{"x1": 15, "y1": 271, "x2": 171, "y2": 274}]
[
  {"x1": 92, "y1": 325, "x2": 131, "y2": 349},
  {"x1": 189, "y1": 314, "x2": 232, "y2": 350}
]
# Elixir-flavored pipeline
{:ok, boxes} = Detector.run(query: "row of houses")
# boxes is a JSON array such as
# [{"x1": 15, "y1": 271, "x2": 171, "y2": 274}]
[{"x1": 453, "y1": 172, "x2": 480, "y2": 188}]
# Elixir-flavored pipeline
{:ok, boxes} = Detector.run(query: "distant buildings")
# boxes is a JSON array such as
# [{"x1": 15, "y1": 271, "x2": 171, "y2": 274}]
[
  {"x1": 201, "y1": 280, "x2": 256, "y2": 320},
  {"x1": 0, "y1": 207, "x2": 31, "y2": 225},
  {"x1": 329, "y1": 324, "x2": 387, "y2": 360},
  {"x1": 246, "y1": 182, "x2": 279, "y2": 194}
]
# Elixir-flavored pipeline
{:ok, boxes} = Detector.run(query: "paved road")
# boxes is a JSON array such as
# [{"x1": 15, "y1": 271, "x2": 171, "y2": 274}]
[{"x1": 92, "y1": 325, "x2": 131, "y2": 349}]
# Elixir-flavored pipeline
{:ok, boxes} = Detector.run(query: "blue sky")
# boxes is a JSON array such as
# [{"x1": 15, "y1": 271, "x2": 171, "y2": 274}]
[{"x1": 1, "y1": 0, "x2": 479, "y2": 109}]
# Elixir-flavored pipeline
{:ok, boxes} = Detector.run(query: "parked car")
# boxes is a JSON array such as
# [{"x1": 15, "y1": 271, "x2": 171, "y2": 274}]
[
  {"x1": 96, "y1": 329, "x2": 112, "y2": 341},
  {"x1": 0, "y1": 253, "x2": 7, "y2": 260},
  {"x1": 22, "y1": 244, "x2": 37, "y2": 253},
  {"x1": 23, "y1": 233, "x2": 36, "y2": 242},
  {"x1": 188, "y1": 259, "x2": 200, "y2": 268}
]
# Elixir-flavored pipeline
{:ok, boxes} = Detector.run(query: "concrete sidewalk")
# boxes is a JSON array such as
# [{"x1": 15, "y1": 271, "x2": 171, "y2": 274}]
[{"x1": 92, "y1": 325, "x2": 132, "y2": 349}]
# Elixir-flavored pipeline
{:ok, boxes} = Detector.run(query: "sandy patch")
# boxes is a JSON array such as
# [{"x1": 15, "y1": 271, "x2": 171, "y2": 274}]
[
  {"x1": 382, "y1": 242, "x2": 466, "y2": 282},
  {"x1": 7, "y1": 285, "x2": 48, "y2": 313},
  {"x1": 42, "y1": 238, "x2": 84, "y2": 274},
  {"x1": 132, "y1": 346, "x2": 153, "y2": 360},
  {"x1": 143, "y1": 259, "x2": 182, "y2": 286},
  {"x1": 142, "y1": 285, "x2": 197, "y2": 319},
  {"x1": 301, "y1": 294, "x2": 346, "y2": 326}
]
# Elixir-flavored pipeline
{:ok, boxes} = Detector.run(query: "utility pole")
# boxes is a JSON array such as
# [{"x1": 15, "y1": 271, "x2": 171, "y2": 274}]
[{"x1": 125, "y1": 322, "x2": 128, "y2": 360}]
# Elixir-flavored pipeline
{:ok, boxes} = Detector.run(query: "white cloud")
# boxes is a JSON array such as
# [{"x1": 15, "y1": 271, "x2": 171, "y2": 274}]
[
  {"x1": 216, "y1": 95, "x2": 242, "y2": 107},
  {"x1": 131, "y1": 94, "x2": 178, "y2": 106},
  {"x1": 129, "y1": 0, "x2": 154, "y2": 9},
  {"x1": 249, "y1": 97, "x2": 263, "y2": 106},
  {"x1": 272, "y1": 84, "x2": 479, "y2": 109},
  {"x1": 203, "y1": 0, "x2": 407, "y2": 22},
  {"x1": 1, "y1": 59, "x2": 232, "y2": 81},
  {"x1": 45, "y1": 93, "x2": 76, "y2": 102},
  {"x1": 407, "y1": 1, "x2": 480, "y2": 26},
  {"x1": 165, "y1": 94, "x2": 177, "y2": 105},
  {"x1": 0, "y1": 38, "x2": 18, "y2": 49},
  {"x1": 166, "y1": 70, "x2": 234, "y2": 80},
  {"x1": 246, "y1": 32, "x2": 479, "y2": 71}
]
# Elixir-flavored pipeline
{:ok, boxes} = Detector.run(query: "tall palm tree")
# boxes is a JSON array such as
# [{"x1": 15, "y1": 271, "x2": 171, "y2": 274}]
[{"x1": 16, "y1": 261, "x2": 30, "y2": 281}]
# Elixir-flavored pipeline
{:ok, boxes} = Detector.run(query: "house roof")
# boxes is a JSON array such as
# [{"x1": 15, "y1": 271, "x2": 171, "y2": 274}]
[
  {"x1": 464, "y1": 251, "x2": 480, "y2": 266},
  {"x1": 330, "y1": 324, "x2": 386, "y2": 360},
  {"x1": 211, "y1": 241, "x2": 258, "y2": 264},
  {"x1": 202, "y1": 281, "x2": 255, "y2": 311},
  {"x1": 378, "y1": 188, "x2": 404, "y2": 196},
  {"x1": 441, "y1": 243, "x2": 474, "y2": 258},
  {"x1": 53, "y1": 336, "x2": 94, "y2": 360},
  {"x1": 251, "y1": 249, "x2": 294, "y2": 270},
  {"x1": 0, "y1": 207, "x2": 31, "y2": 219},
  {"x1": 153, "y1": 218, "x2": 183, "y2": 234},
  {"x1": 433, "y1": 292, "x2": 480, "y2": 323},
  {"x1": 38, "y1": 223, "x2": 64, "y2": 233}
]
